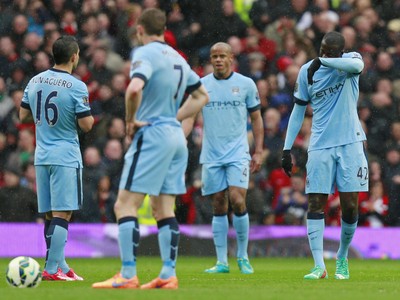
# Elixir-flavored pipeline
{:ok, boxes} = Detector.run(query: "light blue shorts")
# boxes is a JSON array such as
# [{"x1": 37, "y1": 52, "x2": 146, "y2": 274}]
[
  {"x1": 201, "y1": 160, "x2": 250, "y2": 196},
  {"x1": 36, "y1": 165, "x2": 82, "y2": 213},
  {"x1": 306, "y1": 142, "x2": 368, "y2": 194},
  {"x1": 119, "y1": 123, "x2": 188, "y2": 196}
]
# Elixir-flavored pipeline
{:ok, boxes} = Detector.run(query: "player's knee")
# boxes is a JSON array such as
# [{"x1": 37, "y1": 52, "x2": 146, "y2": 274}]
[
  {"x1": 113, "y1": 200, "x2": 123, "y2": 215},
  {"x1": 307, "y1": 201, "x2": 324, "y2": 213},
  {"x1": 230, "y1": 200, "x2": 246, "y2": 214}
]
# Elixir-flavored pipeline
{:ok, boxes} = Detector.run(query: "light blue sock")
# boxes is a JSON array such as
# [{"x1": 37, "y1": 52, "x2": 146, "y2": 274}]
[
  {"x1": 307, "y1": 213, "x2": 325, "y2": 269},
  {"x1": 118, "y1": 217, "x2": 139, "y2": 279},
  {"x1": 337, "y1": 219, "x2": 357, "y2": 259},
  {"x1": 45, "y1": 218, "x2": 68, "y2": 274},
  {"x1": 58, "y1": 256, "x2": 70, "y2": 274},
  {"x1": 157, "y1": 218, "x2": 179, "y2": 279},
  {"x1": 212, "y1": 215, "x2": 229, "y2": 264},
  {"x1": 232, "y1": 212, "x2": 249, "y2": 259}
]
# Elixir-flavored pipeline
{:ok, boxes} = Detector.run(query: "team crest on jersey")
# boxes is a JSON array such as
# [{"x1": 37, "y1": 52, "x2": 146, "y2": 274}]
[
  {"x1": 337, "y1": 69, "x2": 345, "y2": 76},
  {"x1": 131, "y1": 61, "x2": 142, "y2": 71},
  {"x1": 82, "y1": 96, "x2": 89, "y2": 106},
  {"x1": 232, "y1": 87, "x2": 240, "y2": 95}
]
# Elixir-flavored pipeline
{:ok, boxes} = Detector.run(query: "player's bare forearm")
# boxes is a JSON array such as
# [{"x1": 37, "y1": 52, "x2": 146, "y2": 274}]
[
  {"x1": 250, "y1": 110, "x2": 264, "y2": 173},
  {"x1": 78, "y1": 115, "x2": 94, "y2": 132},
  {"x1": 125, "y1": 77, "x2": 144, "y2": 123},
  {"x1": 181, "y1": 115, "x2": 196, "y2": 138},
  {"x1": 176, "y1": 85, "x2": 208, "y2": 122},
  {"x1": 19, "y1": 107, "x2": 34, "y2": 123}
]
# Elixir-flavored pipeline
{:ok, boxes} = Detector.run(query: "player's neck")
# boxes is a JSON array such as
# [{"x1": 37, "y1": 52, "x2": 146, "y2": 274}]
[
  {"x1": 142, "y1": 34, "x2": 165, "y2": 45},
  {"x1": 53, "y1": 64, "x2": 72, "y2": 74},
  {"x1": 213, "y1": 71, "x2": 233, "y2": 80}
]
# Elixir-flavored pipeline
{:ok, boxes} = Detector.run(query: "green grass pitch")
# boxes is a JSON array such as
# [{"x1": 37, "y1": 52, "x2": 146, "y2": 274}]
[{"x1": 1, "y1": 257, "x2": 399, "y2": 300}]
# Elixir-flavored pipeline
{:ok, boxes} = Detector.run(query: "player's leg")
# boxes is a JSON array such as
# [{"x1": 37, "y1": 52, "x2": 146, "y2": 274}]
[
  {"x1": 334, "y1": 192, "x2": 358, "y2": 279},
  {"x1": 43, "y1": 210, "x2": 74, "y2": 281},
  {"x1": 140, "y1": 194, "x2": 179, "y2": 289},
  {"x1": 141, "y1": 124, "x2": 187, "y2": 289},
  {"x1": 93, "y1": 128, "x2": 161, "y2": 287},
  {"x1": 335, "y1": 142, "x2": 368, "y2": 279},
  {"x1": 36, "y1": 166, "x2": 52, "y2": 269},
  {"x1": 227, "y1": 161, "x2": 253, "y2": 274},
  {"x1": 92, "y1": 189, "x2": 143, "y2": 288},
  {"x1": 50, "y1": 166, "x2": 84, "y2": 280},
  {"x1": 305, "y1": 193, "x2": 328, "y2": 279},
  {"x1": 304, "y1": 149, "x2": 335, "y2": 279},
  {"x1": 36, "y1": 165, "x2": 73, "y2": 281},
  {"x1": 229, "y1": 186, "x2": 253, "y2": 274},
  {"x1": 116, "y1": 190, "x2": 144, "y2": 278},
  {"x1": 202, "y1": 163, "x2": 230, "y2": 272},
  {"x1": 43, "y1": 212, "x2": 52, "y2": 269}
]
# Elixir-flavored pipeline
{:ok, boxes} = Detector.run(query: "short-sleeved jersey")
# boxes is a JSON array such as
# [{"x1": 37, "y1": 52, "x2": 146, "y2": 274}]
[
  {"x1": 294, "y1": 52, "x2": 366, "y2": 151},
  {"x1": 200, "y1": 72, "x2": 260, "y2": 164},
  {"x1": 130, "y1": 41, "x2": 201, "y2": 124},
  {"x1": 21, "y1": 68, "x2": 91, "y2": 167}
]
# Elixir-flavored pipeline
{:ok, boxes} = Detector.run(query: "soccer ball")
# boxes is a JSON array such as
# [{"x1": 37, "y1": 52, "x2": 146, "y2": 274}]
[{"x1": 6, "y1": 256, "x2": 42, "y2": 288}]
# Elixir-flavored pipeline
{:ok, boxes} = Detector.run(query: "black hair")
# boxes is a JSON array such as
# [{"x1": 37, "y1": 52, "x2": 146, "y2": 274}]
[
  {"x1": 52, "y1": 36, "x2": 79, "y2": 65},
  {"x1": 321, "y1": 31, "x2": 345, "y2": 57}
]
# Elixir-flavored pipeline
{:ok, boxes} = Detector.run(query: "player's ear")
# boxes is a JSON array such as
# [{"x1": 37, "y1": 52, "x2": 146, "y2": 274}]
[
  {"x1": 71, "y1": 53, "x2": 77, "y2": 64},
  {"x1": 136, "y1": 24, "x2": 144, "y2": 36}
]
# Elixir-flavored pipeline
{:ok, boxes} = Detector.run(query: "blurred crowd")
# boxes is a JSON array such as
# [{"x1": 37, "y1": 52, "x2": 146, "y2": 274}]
[{"x1": 0, "y1": 0, "x2": 400, "y2": 227}]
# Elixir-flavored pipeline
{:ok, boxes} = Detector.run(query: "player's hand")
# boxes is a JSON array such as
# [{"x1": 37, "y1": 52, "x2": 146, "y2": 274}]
[
  {"x1": 281, "y1": 150, "x2": 293, "y2": 177},
  {"x1": 250, "y1": 151, "x2": 262, "y2": 173},
  {"x1": 125, "y1": 120, "x2": 149, "y2": 138},
  {"x1": 307, "y1": 58, "x2": 321, "y2": 85}
]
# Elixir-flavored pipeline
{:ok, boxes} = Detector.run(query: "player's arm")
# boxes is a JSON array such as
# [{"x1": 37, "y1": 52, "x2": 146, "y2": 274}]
[
  {"x1": 249, "y1": 108, "x2": 264, "y2": 173},
  {"x1": 320, "y1": 52, "x2": 364, "y2": 74},
  {"x1": 75, "y1": 83, "x2": 94, "y2": 133},
  {"x1": 282, "y1": 102, "x2": 307, "y2": 177},
  {"x1": 180, "y1": 95, "x2": 198, "y2": 138},
  {"x1": 177, "y1": 83, "x2": 209, "y2": 137},
  {"x1": 19, "y1": 106, "x2": 34, "y2": 123},
  {"x1": 283, "y1": 103, "x2": 307, "y2": 151},
  {"x1": 285, "y1": 67, "x2": 309, "y2": 151},
  {"x1": 125, "y1": 76, "x2": 148, "y2": 137},
  {"x1": 77, "y1": 114, "x2": 94, "y2": 133},
  {"x1": 19, "y1": 85, "x2": 34, "y2": 123},
  {"x1": 125, "y1": 76, "x2": 144, "y2": 123},
  {"x1": 283, "y1": 66, "x2": 310, "y2": 176}
]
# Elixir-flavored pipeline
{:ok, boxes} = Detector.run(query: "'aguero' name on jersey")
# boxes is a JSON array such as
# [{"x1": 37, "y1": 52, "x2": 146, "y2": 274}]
[
  {"x1": 129, "y1": 41, "x2": 201, "y2": 125},
  {"x1": 21, "y1": 68, "x2": 91, "y2": 167},
  {"x1": 294, "y1": 52, "x2": 366, "y2": 151},
  {"x1": 200, "y1": 72, "x2": 260, "y2": 164}
]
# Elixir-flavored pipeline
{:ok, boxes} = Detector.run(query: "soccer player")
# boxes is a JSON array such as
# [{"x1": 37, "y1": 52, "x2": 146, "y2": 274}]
[
  {"x1": 92, "y1": 8, "x2": 208, "y2": 289},
  {"x1": 186, "y1": 42, "x2": 264, "y2": 274},
  {"x1": 19, "y1": 36, "x2": 94, "y2": 281},
  {"x1": 281, "y1": 31, "x2": 367, "y2": 280}
]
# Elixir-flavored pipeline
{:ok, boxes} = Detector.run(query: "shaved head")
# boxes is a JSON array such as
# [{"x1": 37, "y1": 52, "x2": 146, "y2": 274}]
[
  {"x1": 210, "y1": 42, "x2": 232, "y2": 55},
  {"x1": 320, "y1": 31, "x2": 345, "y2": 58}
]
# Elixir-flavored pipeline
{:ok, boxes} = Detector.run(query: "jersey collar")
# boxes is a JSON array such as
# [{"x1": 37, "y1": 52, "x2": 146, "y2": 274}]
[
  {"x1": 50, "y1": 68, "x2": 70, "y2": 74},
  {"x1": 213, "y1": 72, "x2": 234, "y2": 80}
]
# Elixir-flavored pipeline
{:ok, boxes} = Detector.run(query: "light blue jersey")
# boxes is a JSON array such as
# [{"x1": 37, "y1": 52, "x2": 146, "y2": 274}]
[
  {"x1": 200, "y1": 72, "x2": 260, "y2": 164},
  {"x1": 130, "y1": 41, "x2": 201, "y2": 124},
  {"x1": 294, "y1": 52, "x2": 366, "y2": 151},
  {"x1": 21, "y1": 68, "x2": 91, "y2": 167},
  {"x1": 121, "y1": 41, "x2": 201, "y2": 195}
]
